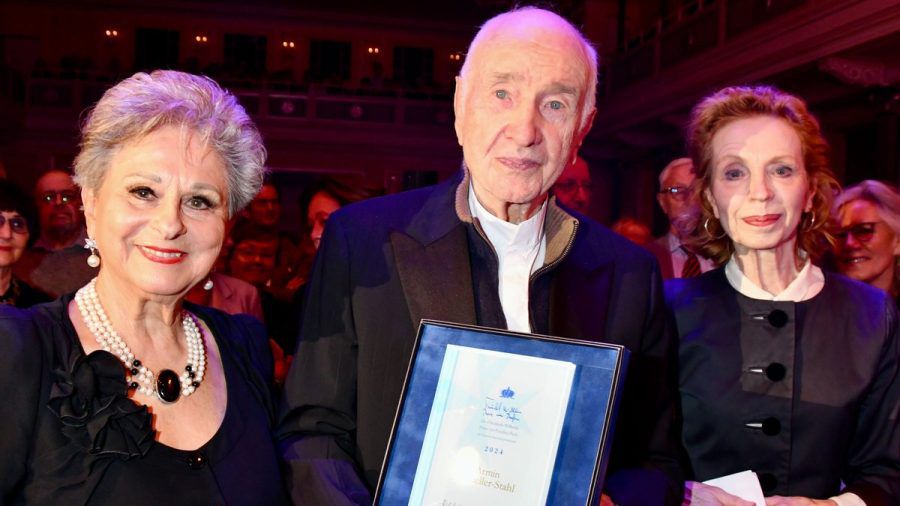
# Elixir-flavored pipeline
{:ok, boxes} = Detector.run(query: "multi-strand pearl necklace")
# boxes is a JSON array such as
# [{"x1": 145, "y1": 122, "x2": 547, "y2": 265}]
[{"x1": 74, "y1": 278, "x2": 206, "y2": 403}]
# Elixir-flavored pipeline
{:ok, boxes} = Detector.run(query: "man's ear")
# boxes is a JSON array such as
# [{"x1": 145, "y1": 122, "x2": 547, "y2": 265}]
[
  {"x1": 453, "y1": 76, "x2": 465, "y2": 147},
  {"x1": 81, "y1": 187, "x2": 97, "y2": 239}
]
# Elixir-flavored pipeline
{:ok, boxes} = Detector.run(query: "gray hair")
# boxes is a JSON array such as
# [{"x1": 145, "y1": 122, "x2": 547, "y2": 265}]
[
  {"x1": 73, "y1": 70, "x2": 266, "y2": 217},
  {"x1": 834, "y1": 179, "x2": 900, "y2": 236},
  {"x1": 658, "y1": 157, "x2": 693, "y2": 189},
  {"x1": 458, "y1": 6, "x2": 598, "y2": 131}
]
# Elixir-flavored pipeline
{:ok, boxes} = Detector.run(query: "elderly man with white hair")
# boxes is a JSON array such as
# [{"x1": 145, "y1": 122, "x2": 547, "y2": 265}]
[{"x1": 278, "y1": 7, "x2": 682, "y2": 505}]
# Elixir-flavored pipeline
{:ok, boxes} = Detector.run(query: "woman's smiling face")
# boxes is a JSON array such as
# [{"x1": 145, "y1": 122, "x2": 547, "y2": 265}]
[{"x1": 83, "y1": 126, "x2": 229, "y2": 298}]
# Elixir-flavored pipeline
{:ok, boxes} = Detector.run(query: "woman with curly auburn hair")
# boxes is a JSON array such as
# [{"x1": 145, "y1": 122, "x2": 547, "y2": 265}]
[
  {"x1": 666, "y1": 86, "x2": 899, "y2": 504},
  {"x1": 0, "y1": 70, "x2": 288, "y2": 504}
]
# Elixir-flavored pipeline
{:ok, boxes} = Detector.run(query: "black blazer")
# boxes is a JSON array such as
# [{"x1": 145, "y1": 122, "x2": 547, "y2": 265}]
[
  {"x1": 667, "y1": 268, "x2": 900, "y2": 503},
  {"x1": 278, "y1": 173, "x2": 683, "y2": 505}
]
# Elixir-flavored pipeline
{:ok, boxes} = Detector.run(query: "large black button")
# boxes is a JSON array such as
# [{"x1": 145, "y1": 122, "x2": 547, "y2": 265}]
[
  {"x1": 187, "y1": 451, "x2": 206, "y2": 469},
  {"x1": 758, "y1": 472, "x2": 777, "y2": 492},
  {"x1": 767, "y1": 309, "x2": 788, "y2": 328},
  {"x1": 762, "y1": 417, "x2": 781, "y2": 436},
  {"x1": 766, "y1": 363, "x2": 787, "y2": 382}
]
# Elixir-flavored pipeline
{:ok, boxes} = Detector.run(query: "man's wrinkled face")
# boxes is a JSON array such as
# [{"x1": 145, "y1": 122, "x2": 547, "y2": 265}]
[{"x1": 454, "y1": 24, "x2": 594, "y2": 217}]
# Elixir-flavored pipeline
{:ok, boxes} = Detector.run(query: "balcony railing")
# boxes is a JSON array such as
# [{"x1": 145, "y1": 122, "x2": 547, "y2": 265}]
[
  {"x1": 605, "y1": 0, "x2": 807, "y2": 93},
  {"x1": 18, "y1": 75, "x2": 454, "y2": 130}
]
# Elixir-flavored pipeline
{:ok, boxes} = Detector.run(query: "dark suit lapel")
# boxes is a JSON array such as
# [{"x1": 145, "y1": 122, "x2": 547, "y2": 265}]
[
  {"x1": 392, "y1": 226, "x2": 476, "y2": 328},
  {"x1": 391, "y1": 171, "x2": 477, "y2": 329}
]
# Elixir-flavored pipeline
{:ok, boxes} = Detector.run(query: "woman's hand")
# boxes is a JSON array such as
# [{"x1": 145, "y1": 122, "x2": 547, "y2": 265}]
[
  {"x1": 684, "y1": 481, "x2": 755, "y2": 506},
  {"x1": 765, "y1": 497, "x2": 836, "y2": 506}
]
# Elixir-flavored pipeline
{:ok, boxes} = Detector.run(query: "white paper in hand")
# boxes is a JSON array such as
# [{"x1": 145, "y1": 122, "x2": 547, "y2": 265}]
[{"x1": 702, "y1": 470, "x2": 766, "y2": 506}]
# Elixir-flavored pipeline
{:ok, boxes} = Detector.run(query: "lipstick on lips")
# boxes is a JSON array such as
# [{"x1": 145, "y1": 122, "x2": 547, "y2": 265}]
[
  {"x1": 138, "y1": 245, "x2": 187, "y2": 264},
  {"x1": 742, "y1": 214, "x2": 781, "y2": 227}
]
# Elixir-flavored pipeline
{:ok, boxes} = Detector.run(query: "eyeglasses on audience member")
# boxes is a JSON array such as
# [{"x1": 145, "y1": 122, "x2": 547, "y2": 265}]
[
  {"x1": 555, "y1": 181, "x2": 594, "y2": 193},
  {"x1": 658, "y1": 185, "x2": 693, "y2": 202},
  {"x1": 0, "y1": 214, "x2": 29, "y2": 234},
  {"x1": 835, "y1": 222, "x2": 880, "y2": 243},
  {"x1": 39, "y1": 189, "x2": 81, "y2": 205}
]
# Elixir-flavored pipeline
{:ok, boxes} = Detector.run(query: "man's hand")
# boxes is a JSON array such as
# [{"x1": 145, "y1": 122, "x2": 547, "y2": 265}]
[
  {"x1": 684, "y1": 481, "x2": 755, "y2": 506},
  {"x1": 765, "y1": 497, "x2": 837, "y2": 506}
]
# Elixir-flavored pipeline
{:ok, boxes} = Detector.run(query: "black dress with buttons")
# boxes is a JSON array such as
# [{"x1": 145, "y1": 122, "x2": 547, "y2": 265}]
[
  {"x1": 0, "y1": 294, "x2": 289, "y2": 505},
  {"x1": 666, "y1": 268, "x2": 900, "y2": 503}
]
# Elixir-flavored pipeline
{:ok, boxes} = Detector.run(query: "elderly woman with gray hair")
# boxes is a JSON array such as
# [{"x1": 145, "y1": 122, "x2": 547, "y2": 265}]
[
  {"x1": 0, "y1": 70, "x2": 288, "y2": 504},
  {"x1": 832, "y1": 180, "x2": 900, "y2": 300}
]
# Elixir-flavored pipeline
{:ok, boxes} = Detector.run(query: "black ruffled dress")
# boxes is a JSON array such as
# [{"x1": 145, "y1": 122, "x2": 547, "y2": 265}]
[{"x1": 0, "y1": 294, "x2": 289, "y2": 505}]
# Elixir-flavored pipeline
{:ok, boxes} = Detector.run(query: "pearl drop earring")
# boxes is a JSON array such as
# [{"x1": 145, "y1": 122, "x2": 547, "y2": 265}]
[{"x1": 84, "y1": 238, "x2": 101, "y2": 268}]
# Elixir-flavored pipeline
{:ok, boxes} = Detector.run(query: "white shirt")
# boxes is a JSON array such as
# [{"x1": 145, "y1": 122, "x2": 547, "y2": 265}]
[
  {"x1": 723, "y1": 254, "x2": 824, "y2": 301},
  {"x1": 724, "y1": 255, "x2": 864, "y2": 506},
  {"x1": 468, "y1": 187, "x2": 547, "y2": 333}
]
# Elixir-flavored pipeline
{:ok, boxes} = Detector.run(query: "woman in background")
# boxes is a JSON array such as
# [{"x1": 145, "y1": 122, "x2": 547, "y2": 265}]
[
  {"x1": 666, "y1": 85, "x2": 899, "y2": 504},
  {"x1": 832, "y1": 180, "x2": 900, "y2": 300},
  {"x1": 0, "y1": 179, "x2": 51, "y2": 307}
]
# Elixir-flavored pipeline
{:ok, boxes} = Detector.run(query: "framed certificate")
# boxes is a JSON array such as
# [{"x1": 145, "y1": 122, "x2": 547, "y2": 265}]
[{"x1": 374, "y1": 320, "x2": 628, "y2": 506}]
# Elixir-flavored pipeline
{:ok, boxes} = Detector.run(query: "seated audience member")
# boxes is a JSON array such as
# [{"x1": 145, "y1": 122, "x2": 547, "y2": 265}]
[
  {"x1": 832, "y1": 180, "x2": 900, "y2": 300},
  {"x1": 0, "y1": 70, "x2": 287, "y2": 504},
  {"x1": 14, "y1": 169, "x2": 94, "y2": 296},
  {"x1": 228, "y1": 223, "x2": 279, "y2": 290},
  {"x1": 650, "y1": 158, "x2": 715, "y2": 279},
  {"x1": 228, "y1": 224, "x2": 294, "y2": 348},
  {"x1": 0, "y1": 180, "x2": 51, "y2": 307},
  {"x1": 553, "y1": 155, "x2": 592, "y2": 214},
  {"x1": 667, "y1": 85, "x2": 899, "y2": 503},
  {"x1": 278, "y1": 7, "x2": 683, "y2": 505},
  {"x1": 612, "y1": 216, "x2": 652, "y2": 245},
  {"x1": 239, "y1": 180, "x2": 302, "y2": 300}
]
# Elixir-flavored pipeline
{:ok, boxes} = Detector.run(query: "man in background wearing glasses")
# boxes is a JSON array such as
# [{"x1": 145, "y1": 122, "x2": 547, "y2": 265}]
[
  {"x1": 14, "y1": 169, "x2": 94, "y2": 297},
  {"x1": 650, "y1": 158, "x2": 715, "y2": 279}
]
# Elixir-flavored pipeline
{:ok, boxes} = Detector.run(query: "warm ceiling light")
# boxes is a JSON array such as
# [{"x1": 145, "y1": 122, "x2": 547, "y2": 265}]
[{"x1": 105, "y1": 29, "x2": 119, "y2": 37}]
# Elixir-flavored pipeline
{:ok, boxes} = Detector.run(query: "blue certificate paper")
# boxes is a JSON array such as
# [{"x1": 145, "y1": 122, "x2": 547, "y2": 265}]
[{"x1": 408, "y1": 345, "x2": 575, "y2": 505}]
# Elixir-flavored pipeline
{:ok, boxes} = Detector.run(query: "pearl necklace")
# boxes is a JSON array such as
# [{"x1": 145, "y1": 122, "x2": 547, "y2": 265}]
[{"x1": 74, "y1": 278, "x2": 206, "y2": 403}]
